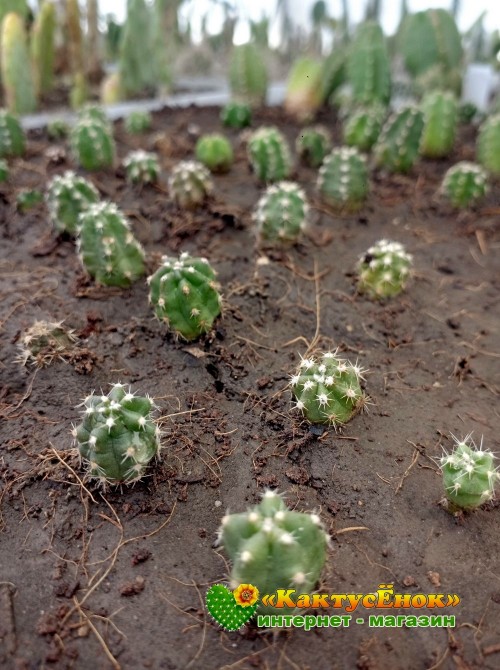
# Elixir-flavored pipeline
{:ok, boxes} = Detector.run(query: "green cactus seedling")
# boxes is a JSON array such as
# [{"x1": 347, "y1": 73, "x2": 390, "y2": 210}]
[
  {"x1": 296, "y1": 126, "x2": 331, "y2": 168},
  {"x1": 148, "y1": 252, "x2": 222, "y2": 341},
  {"x1": 70, "y1": 116, "x2": 115, "y2": 171},
  {"x1": 229, "y1": 43, "x2": 268, "y2": 107},
  {"x1": 317, "y1": 146, "x2": 368, "y2": 211},
  {"x1": 374, "y1": 106, "x2": 424, "y2": 173},
  {"x1": 220, "y1": 101, "x2": 252, "y2": 129},
  {"x1": 419, "y1": 90, "x2": 458, "y2": 158},
  {"x1": 356, "y1": 239, "x2": 412, "y2": 299},
  {"x1": 46, "y1": 171, "x2": 100, "y2": 234},
  {"x1": 77, "y1": 201, "x2": 145, "y2": 287},
  {"x1": 168, "y1": 160, "x2": 213, "y2": 209},
  {"x1": 253, "y1": 181, "x2": 309, "y2": 244},
  {"x1": 217, "y1": 490, "x2": 328, "y2": 615},
  {"x1": 0, "y1": 108, "x2": 25, "y2": 158},
  {"x1": 73, "y1": 383, "x2": 161, "y2": 486},
  {"x1": 477, "y1": 114, "x2": 500, "y2": 176},
  {"x1": 17, "y1": 320, "x2": 78, "y2": 367},
  {"x1": 123, "y1": 150, "x2": 160, "y2": 184},
  {"x1": 343, "y1": 104, "x2": 386, "y2": 152},
  {"x1": 0, "y1": 158, "x2": 8, "y2": 182},
  {"x1": 16, "y1": 189, "x2": 43, "y2": 212},
  {"x1": 439, "y1": 434, "x2": 499, "y2": 511},
  {"x1": 442, "y1": 162, "x2": 488, "y2": 208},
  {"x1": 458, "y1": 102, "x2": 478, "y2": 125},
  {"x1": 47, "y1": 119, "x2": 69, "y2": 140},
  {"x1": 125, "y1": 110, "x2": 152, "y2": 134},
  {"x1": 195, "y1": 133, "x2": 234, "y2": 173},
  {"x1": 248, "y1": 126, "x2": 292, "y2": 182}
]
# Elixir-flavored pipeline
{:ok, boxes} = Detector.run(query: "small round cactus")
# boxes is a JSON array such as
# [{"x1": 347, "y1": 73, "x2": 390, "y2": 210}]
[
  {"x1": 343, "y1": 104, "x2": 386, "y2": 152},
  {"x1": 317, "y1": 146, "x2": 369, "y2": 211},
  {"x1": 442, "y1": 162, "x2": 488, "y2": 208},
  {"x1": 168, "y1": 160, "x2": 213, "y2": 209},
  {"x1": 356, "y1": 239, "x2": 412, "y2": 299},
  {"x1": 148, "y1": 252, "x2": 222, "y2": 341},
  {"x1": 458, "y1": 102, "x2": 478, "y2": 125},
  {"x1": 419, "y1": 90, "x2": 458, "y2": 158},
  {"x1": 46, "y1": 170, "x2": 100, "y2": 234},
  {"x1": 70, "y1": 116, "x2": 115, "y2": 171},
  {"x1": 290, "y1": 350, "x2": 368, "y2": 427},
  {"x1": 439, "y1": 434, "x2": 499, "y2": 511},
  {"x1": 17, "y1": 320, "x2": 77, "y2": 367},
  {"x1": 0, "y1": 109, "x2": 25, "y2": 158},
  {"x1": 220, "y1": 101, "x2": 252, "y2": 129},
  {"x1": 47, "y1": 119, "x2": 70, "y2": 140},
  {"x1": 247, "y1": 127, "x2": 292, "y2": 182},
  {"x1": 125, "y1": 110, "x2": 152, "y2": 134},
  {"x1": 374, "y1": 106, "x2": 424, "y2": 173},
  {"x1": 0, "y1": 158, "x2": 8, "y2": 182},
  {"x1": 16, "y1": 189, "x2": 44, "y2": 212},
  {"x1": 77, "y1": 201, "x2": 145, "y2": 287},
  {"x1": 195, "y1": 133, "x2": 233, "y2": 173},
  {"x1": 253, "y1": 181, "x2": 308, "y2": 244},
  {"x1": 73, "y1": 383, "x2": 161, "y2": 486},
  {"x1": 123, "y1": 150, "x2": 160, "y2": 184},
  {"x1": 78, "y1": 104, "x2": 109, "y2": 127},
  {"x1": 295, "y1": 126, "x2": 331, "y2": 168},
  {"x1": 477, "y1": 114, "x2": 500, "y2": 176},
  {"x1": 217, "y1": 490, "x2": 328, "y2": 615}
]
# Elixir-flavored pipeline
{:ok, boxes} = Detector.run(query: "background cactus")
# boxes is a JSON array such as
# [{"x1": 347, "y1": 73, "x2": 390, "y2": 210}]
[
  {"x1": 320, "y1": 49, "x2": 346, "y2": 103},
  {"x1": 343, "y1": 104, "x2": 386, "y2": 152},
  {"x1": 290, "y1": 350, "x2": 367, "y2": 427},
  {"x1": 439, "y1": 434, "x2": 499, "y2": 511},
  {"x1": 0, "y1": 158, "x2": 8, "y2": 182},
  {"x1": 31, "y1": 1, "x2": 56, "y2": 97},
  {"x1": 374, "y1": 106, "x2": 424, "y2": 173},
  {"x1": 296, "y1": 126, "x2": 331, "y2": 168},
  {"x1": 1, "y1": 12, "x2": 37, "y2": 114},
  {"x1": 0, "y1": 109, "x2": 24, "y2": 157},
  {"x1": 168, "y1": 160, "x2": 213, "y2": 209},
  {"x1": 217, "y1": 490, "x2": 328, "y2": 615},
  {"x1": 148, "y1": 252, "x2": 222, "y2": 341},
  {"x1": 17, "y1": 320, "x2": 77, "y2": 367},
  {"x1": 123, "y1": 150, "x2": 160, "y2": 184},
  {"x1": 347, "y1": 21, "x2": 391, "y2": 105},
  {"x1": 74, "y1": 383, "x2": 161, "y2": 486},
  {"x1": 195, "y1": 133, "x2": 234, "y2": 173},
  {"x1": 77, "y1": 201, "x2": 145, "y2": 287},
  {"x1": 16, "y1": 189, "x2": 43, "y2": 212},
  {"x1": 125, "y1": 110, "x2": 152, "y2": 134},
  {"x1": 317, "y1": 147, "x2": 368, "y2": 211},
  {"x1": 47, "y1": 119, "x2": 69, "y2": 140},
  {"x1": 419, "y1": 90, "x2": 458, "y2": 158},
  {"x1": 442, "y1": 162, "x2": 488, "y2": 208},
  {"x1": 220, "y1": 101, "x2": 251, "y2": 129},
  {"x1": 46, "y1": 171, "x2": 100, "y2": 234},
  {"x1": 477, "y1": 114, "x2": 500, "y2": 176},
  {"x1": 119, "y1": 0, "x2": 157, "y2": 96},
  {"x1": 253, "y1": 181, "x2": 309, "y2": 244},
  {"x1": 248, "y1": 127, "x2": 292, "y2": 182},
  {"x1": 70, "y1": 116, "x2": 115, "y2": 171},
  {"x1": 284, "y1": 57, "x2": 324, "y2": 122},
  {"x1": 229, "y1": 43, "x2": 267, "y2": 107},
  {"x1": 356, "y1": 239, "x2": 412, "y2": 299}
]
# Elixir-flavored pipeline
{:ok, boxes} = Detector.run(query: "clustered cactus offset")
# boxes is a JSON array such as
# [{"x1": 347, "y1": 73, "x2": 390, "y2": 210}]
[
  {"x1": 476, "y1": 114, "x2": 500, "y2": 176},
  {"x1": 442, "y1": 162, "x2": 488, "y2": 208},
  {"x1": 195, "y1": 133, "x2": 234, "y2": 173},
  {"x1": 419, "y1": 90, "x2": 458, "y2": 158},
  {"x1": 220, "y1": 101, "x2": 252, "y2": 129},
  {"x1": 168, "y1": 160, "x2": 213, "y2": 209},
  {"x1": 356, "y1": 239, "x2": 412, "y2": 299},
  {"x1": 374, "y1": 106, "x2": 424, "y2": 173},
  {"x1": 317, "y1": 146, "x2": 368, "y2": 211},
  {"x1": 253, "y1": 181, "x2": 308, "y2": 244},
  {"x1": 46, "y1": 170, "x2": 100, "y2": 234},
  {"x1": 17, "y1": 320, "x2": 78, "y2": 367},
  {"x1": 295, "y1": 126, "x2": 331, "y2": 168},
  {"x1": 248, "y1": 127, "x2": 292, "y2": 182},
  {"x1": 0, "y1": 108, "x2": 24, "y2": 157},
  {"x1": 123, "y1": 150, "x2": 160, "y2": 184}
]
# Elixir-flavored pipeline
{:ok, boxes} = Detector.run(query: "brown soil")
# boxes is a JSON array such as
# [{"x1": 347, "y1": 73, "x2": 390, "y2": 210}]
[{"x1": 0, "y1": 106, "x2": 499, "y2": 670}]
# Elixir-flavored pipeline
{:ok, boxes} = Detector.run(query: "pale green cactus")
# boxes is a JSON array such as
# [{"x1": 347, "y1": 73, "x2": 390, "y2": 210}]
[
  {"x1": 317, "y1": 146, "x2": 369, "y2": 211},
  {"x1": 253, "y1": 181, "x2": 309, "y2": 244},
  {"x1": 374, "y1": 106, "x2": 424, "y2": 173},
  {"x1": 195, "y1": 133, "x2": 234, "y2": 174},
  {"x1": 247, "y1": 127, "x2": 292, "y2": 182},
  {"x1": 284, "y1": 57, "x2": 324, "y2": 122},
  {"x1": 229, "y1": 43, "x2": 268, "y2": 107},
  {"x1": 419, "y1": 90, "x2": 458, "y2": 158},
  {"x1": 123, "y1": 150, "x2": 160, "y2": 184},
  {"x1": 168, "y1": 160, "x2": 213, "y2": 209},
  {"x1": 1, "y1": 12, "x2": 37, "y2": 114},
  {"x1": 296, "y1": 126, "x2": 331, "y2": 168},
  {"x1": 442, "y1": 162, "x2": 488, "y2": 208},
  {"x1": 477, "y1": 114, "x2": 500, "y2": 176},
  {"x1": 46, "y1": 171, "x2": 100, "y2": 234},
  {"x1": 356, "y1": 239, "x2": 413, "y2": 299}
]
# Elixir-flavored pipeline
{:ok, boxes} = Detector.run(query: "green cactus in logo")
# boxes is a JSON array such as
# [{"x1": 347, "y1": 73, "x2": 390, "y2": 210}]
[{"x1": 205, "y1": 584, "x2": 257, "y2": 631}]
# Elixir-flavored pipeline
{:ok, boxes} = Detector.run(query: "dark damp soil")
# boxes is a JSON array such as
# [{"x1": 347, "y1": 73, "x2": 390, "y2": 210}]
[{"x1": 0, "y1": 105, "x2": 499, "y2": 670}]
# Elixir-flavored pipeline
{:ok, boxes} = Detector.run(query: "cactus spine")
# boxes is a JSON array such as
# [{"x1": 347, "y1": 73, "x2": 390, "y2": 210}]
[
  {"x1": 347, "y1": 21, "x2": 391, "y2": 105},
  {"x1": 419, "y1": 90, "x2": 458, "y2": 158},
  {"x1": 46, "y1": 171, "x2": 100, "y2": 234},
  {"x1": 343, "y1": 104, "x2": 386, "y2": 152},
  {"x1": 248, "y1": 127, "x2": 292, "y2": 182},
  {"x1": 317, "y1": 147, "x2": 368, "y2": 211},
  {"x1": 220, "y1": 101, "x2": 252, "y2": 129},
  {"x1": 296, "y1": 126, "x2": 331, "y2": 168},
  {"x1": 1, "y1": 12, "x2": 37, "y2": 114},
  {"x1": 477, "y1": 114, "x2": 500, "y2": 176},
  {"x1": 195, "y1": 133, "x2": 234, "y2": 174},
  {"x1": 0, "y1": 109, "x2": 25, "y2": 157},
  {"x1": 356, "y1": 239, "x2": 412, "y2": 299},
  {"x1": 374, "y1": 106, "x2": 424, "y2": 173},
  {"x1": 229, "y1": 43, "x2": 268, "y2": 107},
  {"x1": 442, "y1": 162, "x2": 488, "y2": 208},
  {"x1": 168, "y1": 160, "x2": 213, "y2": 209},
  {"x1": 31, "y1": 1, "x2": 56, "y2": 97},
  {"x1": 123, "y1": 150, "x2": 160, "y2": 184},
  {"x1": 253, "y1": 181, "x2": 309, "y2": 244}
]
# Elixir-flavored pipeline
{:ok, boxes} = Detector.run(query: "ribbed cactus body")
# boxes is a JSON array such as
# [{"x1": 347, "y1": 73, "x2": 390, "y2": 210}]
[
  {"x1": 317, "y1": 147, "x2": 368, "y2": 211},
  {"x1": 119, "y1": 0, "x2": 156, "y2": 96},
  {"x1": 1, "y1": 12, "x2": 36, "y2": 114},
  {"x1": 195, "y1": 134, "x2": 234, "y2": 173},
  {"x1": 477, "y1": 114, "x2": 500, "y2": 176},
  {"x1": 347, "y1": 21, "x2": 391, "y2": 105},
  {"x1": 284, "y1": 57, "x2": 324, "y2": 121},
  {"x1": 229, "y1": 43, "x2": 267, "y2": 107},
  {"x1": 253, "y1": 181, "x2": 308, "y2": 244},
  {"x1": 74, "y1": 383, "x2": 160, "y2": 486},
  {"x1": 123, "y1": 150, "x2": 160, "y2": 184},
  {"x1": 296, "y1": 126, "x2": 331, "y2": 168},
  {"x1": 320, "y1": 50, "x2": 346, "y2": 102},
  {"x1": 290, "y1": 351, "x2": 367, "y2": 426},
  {"x1": 168, "y1": 160, "x2": 213, "y2": 209},
  {"x1": 0, "y1": 109, "x2": 24, "y2": 157},
  {"x1": 248, "y1": 127, "x2": 292, "y2": 182},
  {"x1": 419, "y1": 90, "x2": 458, "y2": 158},
  {"x1": 46, "y1": 171, "x2": 100, "y2": 234},
  {"x1": 374, "y1": 106, "x2": 424, "y2": 173},
  {"x1": 77, "y1": 202, "x2": 145, "y2": 287},
  {"x1": 442, "y1": 162, "x2": 488, "y2": 208},
  {"x1": 125, "y1": 110, "x2": 152, "y2": 134},
  {"x1": 218, "y1": 490, "x2": 328, "y2": 615},
  {"x1": 356, "y1": 239, "x2": 412, "y2": 299},
  {"x1": 343, "y1": 104, "x2": 386, "y2": 152},
  {"x1": 70, "y1": 116, "x2": 115, "y2": 171},
  {"x1": 220, "y1": 101, "x2": 252, "y2": 129},
  {"x1": 31, "y1": 1, "x2": 56, "y2": 96},
  {"x1": 148, "y1": 252, "x2": 222, "y2": 341}
]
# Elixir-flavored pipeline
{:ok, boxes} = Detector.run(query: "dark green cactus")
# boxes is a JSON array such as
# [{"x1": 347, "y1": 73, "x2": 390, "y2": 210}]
[
  {"x1": 247, "y1": 127, "x2": 292, "y2": 182},
  {"x1": 220, "y1": 101, "x2": 252, "y2": 129},
  {"x1": 123, "y1": 150, "x2": 160, "y2": 184},
  {"x1": 74, "y1": 383, "x2": 161, "y2": 486},
  {"x1": 168, "y1": 160, "x2": 213, "y2": 209},
  {"x1": 0, "y1": 158, "x2": 8, "y2": 182},
  {"x1": 290, "y1": 350, "x2": 368, "y2": 427},
  {"x1": 296, "y1": 126, "x2": 331, "y2": 168},
  {"x1": 195, "y1": 133, "x2": 234, "y2": 173},
  {"x1": 148, "y1": 252, "x2": 222, "y2": 341},
  {"x1": 374, "y1": 106, "x2": 424, "y2": 173},
  {"x1": 46, "y1": 171, "x2": 100, "y2": 234},
  {"x1": 442, "y1": 162, "x2": 488, "y2": 208},
  {"x1": 458, "y1": 102, "x2": 478, "y2": 125},
  {"x1": 356, "y1": 239, "x2": 413, "y2": 299},
  {"x1": 77, "y1": 201, "x2": 146, "y2": 287},
  {"x1": 317, "y1": 146, "x2": 369, "y2": 211},
  {"x1": 217, "y1": 490, "x2": 328, "y2": 615},
  {"x1": 229, "y1": 43, "x2": 268, "y2": 107},
  {"x1": 70, "y1": 116, "x2": 115, "y2": 171},
  {"x1": 320, "y1": 50, "x2": 346, "y2": 102},
  {"x1": 477, "y1": 114, "x2": 500, "y2": 176},
  {"x1": 16, "y1": 189, "x2": 43, "y2": 212},
  {"x1": 125, "y1": 110, "x2": 152, "y2": 134},
  {"x1": 1, "y1": 11, "x2": 37, "y2": 114},
  {"x1": 17, "y1": 320, "x2": 77, "y2": 367},
  {"x1": 0, "y1": 108, "x2": 24, "y2": 157},
  {"x1": 419, "y1": 90, "x2": 458, "y2": 158},
  {"x1": 347, "y1": 21, "x2": 391, "y2": 105},
  {"x1": 343, "y1": 103, "x2": 386, "y2": 152},
  {"x1": 253, "y1": 181, "x2": 309, "y2": 244}
]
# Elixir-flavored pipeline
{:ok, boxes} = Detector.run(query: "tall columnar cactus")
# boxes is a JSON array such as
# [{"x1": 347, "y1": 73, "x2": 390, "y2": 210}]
[
  {"x1": 73, "y1": 383, "x2": 161, "y2": 486},
  {"x1": 343, "y1": 103, "x2": 386, "y2": 152},
  {"x1": 229, "y1": 43, "x2": 268, "y2": 107},
  {"x1": 123, "y1": 150, "x2": 160, "y2": 184},
  {"x1": 347, "y1": 21, "x2": 391, "y2": 105},
  {"x1": 374, "y1": 106, "x2": 424, "y2": 173},
  {"x1": 0, "y1": 109, "x2": 25, "y2": 157},
  {"x1": 47, "y1": 119, "x2": 69, "y2": 140},
  {"x1": 70, "y1": 116, "x2": 115, "y2": 171},
  {"x1": 31, "y1": 1, "x2": 56, "y2": 97},
  {"x1": 46, "y1": 171, "x2": 100, "y2": 234},
  {"x1": 77, "y1": 202, "x2": 145, "y2": 287},
  {"x1": 247, "y1": 127, "x2": 292, "y2": 182},
  {"x1": 220, "y1": 101, "x2": 252, "y2": 129},
  {"x1": 290, "y1": 350, "x2": 368, "y2": 427},
  {"x1": 356, "y1": 239, "x2": 412, "y2": 299},
  {"x1": 253, "y1": 181, "x2": 309, "y2": 244},
  {"x1": 66, "y1": 0, "x2": 84, "y2": 76},
  {"x1": 317, "y1": 147, "x2": 368, "y2": 211},
  {"x1": 442, "y1": 162, "x2": 488, "y2": 208},
  {"x1": 419, "y1": 90, "x2": 458, "y2": 158},
  {"x1": 1, "y1": 12, "x2": 37, "y2": 114},
  {"x1": 477, "y1": 114, "x2": 500, "y2": 176},
  {"x1": 295, "y1": 126, "x2": 331, "y2": 168},
  {"x1": 320, "y1": 50, "x2": 346, "y2": 102},
  {"x1": 284, "y1": 57, "x2": 324, "y2": 122},
  {"x1": 125, "y1": 110, "x2": 152, "y2": 134},
  {"x1": 17, "y1": 320, "x2": 77, "y2": 367},
  {"x1": 439, "y1": 434, "x2": 499, "y2": 511},
  {"x1": 168, "y1": 160, "x2": 213, "y2": 209},
  {"x1": 119, "y1": 0, "x2": 157, "y2": 96},
  {"x1": 148, "y1": 252, "x2": 222, "y2": 341},
  {"x1": 100, "y1": 72, "x2": 123, "y2": 104},
  {"x1": 195, "y1": 133, "x2": 234, "y2": 174},
  {"x1": 217, "y1": 490, "x2": 328, "y2": 615}
]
